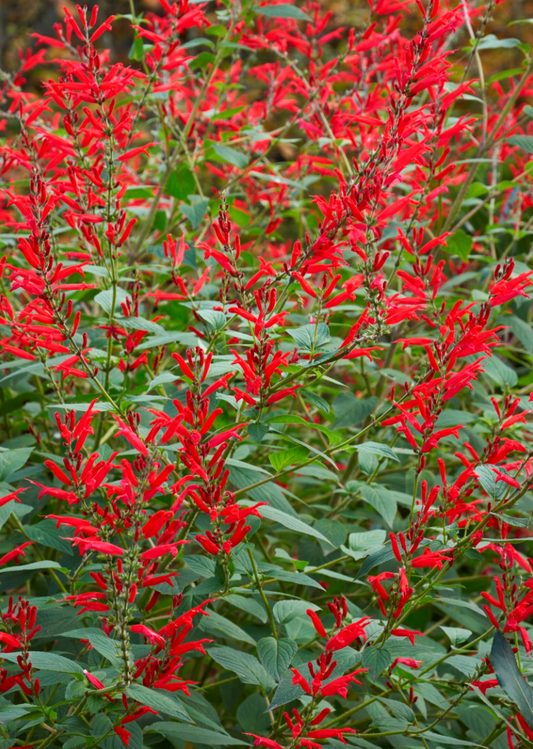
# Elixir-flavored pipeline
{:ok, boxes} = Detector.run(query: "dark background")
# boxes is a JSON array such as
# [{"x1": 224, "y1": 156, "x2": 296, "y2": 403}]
[{"x1": 0, "y1": 0, "x2": 531, "y2": 80}]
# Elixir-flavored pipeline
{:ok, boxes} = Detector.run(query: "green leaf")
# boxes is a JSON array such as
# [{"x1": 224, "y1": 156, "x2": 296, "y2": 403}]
[
  {"x1": 260, "y1": 565, "x2": 323, "y2": 590},
  {"x1": 345, "y1": 529, "x2": 386, "y2": 553},
  {"x1": 224, "y1": 594, "x2": 267, "y2": 623},
  {"x1": 0, "y1": 500, "x2": 31, "y2": 531},
  {"x1": 491, "y1": 630, "x2": 533, "y2": 730},
  {"x1": 467, "y1": 183, "x2": 489, "y2": 199},
  {"x1": 212, "y1": 144, "x2": 248, "y2": 169},
  {"x1": 358, "y1": 447, "x2": 378, "y2": 475},
  {"x1": 206, "y1": 24, "x2": 226, "y2": 37},
  {"x1": 0, "y1": 704, "x2": 33, "y2": 723},
  {"x1": 153, "y1": 209, "x2": 167, "y2": 232},
  {"x1": 271, "y1": 427, "x2": 337, "y2": 470},
  {"x1": 314, "y1": 518, "x2": 347, "y2": 550},
  {"x1": 359, "y1": 485, "x2": 397, "y2": 528},
  {"x1": 91, "y1": 713, "x2": 113, "y2": 739},
  {"x1": 253, "y1": 3, "x2": 310, "y2": 20},
  {"x1": 93, "y1": 713, "x2": 143, "y2": 749},
  {"x1": 147, "y1": 371, "x2": 177, "y2": 392},
  {"x1": 474, "y1": 465, "x2": 508, "y2": 500},
  {"x1": 181, "y1": 196, "x2": 209, "y2": 229},
  {"x1": 24, "y1": 520, "x2": 74, "y2": 555},
  {"x1": 192, "y1": 51, "x2": 216, "y2": 70},
  {"x1": 185, "y1": 554, "x2": 216, "y2": 578},
  {"x1": 208, "y1": 646, "x2": 275, "y2": 690},
  {"x1": 155, "y1": 723, "x2": 247, "y2": 745},
  {"x1": 444, "y1": 230, "x2": 472, "y2": 261},
  {"x1": 509, "y1": 315, "x2": 533, "y2": 353},
  {"x1": 355, "y1": 441, "x2": 399, "y2": 462},
  {"x1": 129, "y1": 35, "x2": 146, "y2": 62},
  {"x1": 302, "y1": 390, "x2": 330, "y2": 413},
  {"x1": 0, "y1": 392, "x2": 37, "y2": 418},
  {"x1": 197, "y1": 309, "x2": 227, "y2": 330},
  {"x1": 508, "y1": 136, "x2": 533, "y2": 154},
  {"x1": 63, "y1": 628, "x2": 124, "y2": 668},
  {"x1": 0, "y1": 560, "x2": 66, "y2": 575},
  {"x1": 230, "y1": 469, "x2": 296, "y2": 514},
  {"x1": 117, "y1": 316, "x2": 165, "y2": 334},
  {"x1": 243, "y1": 502, "x2": 332, "y2": 545},
  {"x1": 359, "y1": 544, "x2": 396, "y2": 576},
  {"x1": 164, "y1": 165, "x2": 196, "y2": 201},
  {"x1": 248, "y1": 422, "x2": 270, "y2": 443},
  {"x1": 200, "y1": 610, "x2": 256, "y2": 645},
  {"x1": 433, "y1": 597, "x2": 489, "y2": 634},
  {"x1": 269, "y1": 445, "x2": 309, "y2": 471},
  {"x1": 94, "y1": 287, "x2": 130, "y2": 314},
  {"x1": 447, "y1": 654, "x2": 483, "y2": 677},
  {"x1": 288, "y1": 323, "x2": 330, "y2": 350},
  {"x1": 440, "y1": 626, "x2": 472, "y2": 645},
  {"x1": 125, "y1": 684, "x2": 191, "y2": 722},
  {"x1": 490, "y1": 511, "x2": 529, "y2": 528},
  {"x1": 436, "y1": 409, "x2": 477, "y2": 428},
  {"x1": 135, "y1": 331, "x2": 199, "y2": 352},
  {"x1": 46, "y1": 401, "x2": 113, "y2": 412},
  {"x1": 179, "y1": 690, "x2": 224, "y2": 732},
  {"x1": 362, "y1": 645, "x2": 392, "y2": 679},
  {"x1": 482, "y1": 356, "x2": 517, "y2": 388},
  {"x1": 273, "y1": 599, "x2": 320, "y2": 625},
  {"x1": 332, "y1": 393, "x2": 377, "y2": 430},
  {"x1": 257, "y1": 637, "x2": 297, "y2": 681},
  {"x1": 420, "y1": 731, "x2": 483, "y2": 746},
  {"x1": 379, "y1": 697, "x2": 414, "y2": 724},
  {"x1": 476, "y1": 34, "x2": 522, "y2": 49},
  {"x1": 0, "y1": 651, "x2": 84, "y2": 674},
  {"x1": 0, "y1": 447, "x2": 33, "y2": 481},
  {"x1": 236, "y1": 694, "x2": 270, "y2": 733}
]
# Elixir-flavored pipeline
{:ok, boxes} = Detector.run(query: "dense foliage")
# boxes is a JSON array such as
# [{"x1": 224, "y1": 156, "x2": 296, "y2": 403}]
[{"x1": 0, "y1": 0, "x2": 533, "y2": 747}]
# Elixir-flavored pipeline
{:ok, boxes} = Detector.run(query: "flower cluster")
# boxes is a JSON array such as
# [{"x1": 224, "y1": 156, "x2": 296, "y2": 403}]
[{"x1": 0, "y1": 0, "x2": 532, "y2": 747}]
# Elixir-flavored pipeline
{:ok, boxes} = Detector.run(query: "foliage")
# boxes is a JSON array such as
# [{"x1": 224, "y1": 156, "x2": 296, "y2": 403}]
[{"x1": 0, "y1": 0, "x2": 532, "y2": 748}]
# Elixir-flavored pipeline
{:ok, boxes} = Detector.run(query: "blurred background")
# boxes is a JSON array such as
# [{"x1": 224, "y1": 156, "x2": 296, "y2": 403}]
[{"x1": 0, "y1": 0, "x2": 532, "y2": 78}]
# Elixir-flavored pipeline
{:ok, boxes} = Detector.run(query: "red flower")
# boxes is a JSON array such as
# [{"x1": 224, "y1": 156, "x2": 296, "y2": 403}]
[
  {"x1": 320, "y1": 669, "x2": 368, "y2": 699},
  {"x1": 246, "y1": 736, "x2": 283, "y2": 749}
]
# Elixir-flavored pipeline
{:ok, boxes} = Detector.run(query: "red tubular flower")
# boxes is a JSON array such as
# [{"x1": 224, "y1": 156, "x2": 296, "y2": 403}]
[
  {"x1": 306, "y1": 728, "x2": 356, "y2": 743},
  {"x1": 116, "y1": 143, "x2": 158, "y2": 162},
  {"x1": 319, "y1": 669, "x2": 368, "y2": 699},
  {"x1": 83, "y1": 670, "x2": 106, "y2": 690},
  {"x1": 0, "y1": 0, "x2": 530, "y2": 744},
  {"x1": 391, "y1": 629, "x2": 424, "y2": 646},
  {"x1": 368, "y1": 571, "x2": 396, "y2": 601},
  {"x1": 0, "y1": 632, "x2": 22, "y2": 650},
  {"x1": 196, "y1": 534, "x2": 220, "y2": 556},
  {"x1": 113, "y1": 726, "x2": 131, "y2": 746},
  {"x1": 70, "y1": 537, "x2": 125, "y2": 556},
  {"x1": 0, "y1": 542, "x2": 33, "y2": 568},
  {"x1": 130, "y1": 624, "x2": 165, "y2": 648},
  {"x1": 389, "y1": 532, "x2": 402, "y2": 562},
  {"x1": 246, "y1": 736, "x2": 283, "y2": 749},
  {"x1": 140, "y1": 541, "x2": 188, "y2": 560},
  {"x1": 471, "y1": 679, "x2": 499, "y2": 695},
  {"x1": 306, "y1": 609, "x2": 327, "y2": 638},
  {"x1": 411, "y1": 549, "x2": 453, "y2": 569},
  {"x1": 113, "y1": 417, "x2": 149, "y2": 456},
  {"x1": 291, "y1": 669, "x2": 312, "y2": 695},
  {"x1": 0, "y1": 488, "x2": 26, "y2": 508},
  {"x1": 391, "y1": 658, "x2": 423, "y2": 671},
  {"x1": 326, "y1": 618, "x2": 371, "y2": 651}
]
